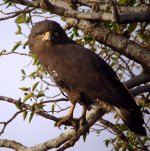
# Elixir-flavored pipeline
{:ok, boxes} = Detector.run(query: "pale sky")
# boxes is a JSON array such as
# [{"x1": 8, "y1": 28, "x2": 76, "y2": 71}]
[{"x1": 0, "y1": 13, "x2": 114, "y2": 151}]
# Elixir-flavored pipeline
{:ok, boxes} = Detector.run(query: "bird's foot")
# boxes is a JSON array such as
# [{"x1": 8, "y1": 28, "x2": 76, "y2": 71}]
[
  {"x1": 57, "y1": 116, "x2": 71, "y2": 127},
  {"x1": 79, "y1": 116, "x2": 86, "y2": 127},
  {"x1": 56, "y1": 116, "x2": 79, "y2": 128},
  {"x1": 91, "y1": 2, "x2": 99, "y2": 12}
]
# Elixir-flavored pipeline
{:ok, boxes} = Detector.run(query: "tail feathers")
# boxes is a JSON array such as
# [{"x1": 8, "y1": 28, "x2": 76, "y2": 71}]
[{"x1": 114, "y1": 107, "x2": 146, "y2": 136}]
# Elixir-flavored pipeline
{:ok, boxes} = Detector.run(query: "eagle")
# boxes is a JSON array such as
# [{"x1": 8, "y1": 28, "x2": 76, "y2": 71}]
[{"x1": 28, "y1": 20, "x2": 146, "y2": 136}]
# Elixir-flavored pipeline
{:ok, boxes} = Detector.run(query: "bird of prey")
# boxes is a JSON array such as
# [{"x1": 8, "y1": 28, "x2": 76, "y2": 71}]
[{"x1": 28, "y1": 20, "x2": 146, "y2": 136}]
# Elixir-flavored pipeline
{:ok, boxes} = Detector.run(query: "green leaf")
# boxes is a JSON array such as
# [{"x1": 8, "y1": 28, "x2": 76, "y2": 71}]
[
  {"x1": 15, "y1": 24, "x2": 22, "y2": 35},
  {"x1": 51, "y1": 104, "x2": 55, "y2": 114},
  {"x1": 19, "y1": 87, "x2": 29, "y2": 91},
  {"x1": 37, "y1": 104, "x2": 45, "y2": 110},
  {"x1": 128, "y1": 143, "x2": 134, "y2": 150},
  {"x1": 11, "y1": 41, "x2": 22, "y2": 52},
  {"x1": 15, "y1": 13, "x2": 26, "y2": 24},
  {"x1": 143, "y1": 136, "x2": 149, "y2": 143},
  {"x1": 128, "y1": 23, "x2": 137, "y2": 33},
  {"x1": 21, "y1": 69, "x2": 26, "y2": 76},
  {"x1": 54, "y1": 122, "x2": 57, "y2": 127},
  {"x1": 23, "y1": 111, "x2": 28, "y2": 120},
  {"x1": 32, "y1": 82, "x2": 39, "y2": 91},
  {"x1": 84, "y1": 36, "x2": 93, "y2": 43},
  {"x1": 15, "y1": 104, "x2": 23, "y2": 110},
  {"x1": 72, "y1": 28, "x2": 79, "y2": 37},
  {"x1": 29, "y1": 112, "x2": 34, "y2": 123},
  {"x1": 21, "y1": 76, "x2": 25, "y2": 81},
  {"x1": 29, "y1": 72, "x2": 36, "y2": 78},
  {"x1": 23, "y1": 93, "x2": 33, "y2": 102},
  {"x1": 4, "y1": 0, "x2": 10, "y2": 3},
  {"x1": 23, "y1": 40, "x2": 29, "y2": 49},
  {"x1": 33, "y1": 57, "x2": 39, "y2": 65},
  {"x1": 37, "y1": 91, "x2": 45, "y2": 98},
  {"x1": 119, "y1": 0, "x2": 128, "y2": 5},
  {"x1": 105, "y1": 139, "x2": 110, "y2": 147}
]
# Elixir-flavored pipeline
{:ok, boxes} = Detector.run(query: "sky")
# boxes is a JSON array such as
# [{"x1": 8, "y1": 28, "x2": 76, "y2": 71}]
[{"x1": 0, "y1": 9, "x2": 114, "y2": 151}]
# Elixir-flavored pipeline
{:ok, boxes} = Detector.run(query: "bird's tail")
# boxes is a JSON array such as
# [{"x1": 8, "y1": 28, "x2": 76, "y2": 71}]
[{"x1": 114, "y1": 106, "x2": 146, "y2": 136}]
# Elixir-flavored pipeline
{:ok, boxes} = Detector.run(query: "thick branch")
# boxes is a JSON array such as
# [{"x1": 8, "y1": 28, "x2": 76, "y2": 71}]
[
  {"x1": 11, "y1": 0, "x2": 113, "y2": 21},
  {"x1": 23, "y1": 109, "x2": 104, "y2": 151},
  {"x1": 79, "y1": 0, "x2": 150, "y2": 13},
  {"x1": 56, "y1": 108, "x2": 105, "y2": 151},
  {"x1": 0, "y1": 109, "x2": 105, "y2": 151},
  {"x1": 11, "y1": 0, "x2": 150, "y2": 23},
  {"x1": 124, "y1": 73, "x2": 150, "y2": 89},
  {"x1": 131, "y1": 85, "x2": 150, "y2": 96},
  {"x1": 66, "y1": 19, "x2": 150, "y2": 70},
  {"x1": 7, "y1": 1, "x2": 150, "y2": 68},
  {"x1": 118, "y1": 12, "x2": 150, "y2": 23},
  {"x1": 0, "y1": 139, "x2": 26, "y2": 150}
]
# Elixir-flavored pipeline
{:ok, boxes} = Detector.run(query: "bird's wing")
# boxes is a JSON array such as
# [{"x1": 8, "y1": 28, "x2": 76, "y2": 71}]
[{"x1": 51, "y1": 43, "x2": 136, "y2": 108}]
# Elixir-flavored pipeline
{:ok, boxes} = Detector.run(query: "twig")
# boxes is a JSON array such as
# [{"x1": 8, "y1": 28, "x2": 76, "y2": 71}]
[
  {"x1": 0, "y1": 50, "x2": 32, "y2": 57},
  {"x1": 40, "y1": 98, "x2": 69, "y2": 104},
  {"x1": 0, "y1": 110, "x2": 24, "y2": 135},
  {"x1": 0, "y1": 7, "x2": 34, "y2": 21},
  {"x1": 99, "y1": 118, "x2": 129, "y2": 144}
]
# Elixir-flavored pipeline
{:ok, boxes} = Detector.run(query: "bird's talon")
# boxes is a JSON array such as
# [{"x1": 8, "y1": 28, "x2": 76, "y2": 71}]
[
  {"x1": 56, "y1": 116, "x2": 71, "y2": 127},
  {"x1": 79, "y1": 117, "x2": 86, "y2": 126},
  {"x1": 91, "y1": 3, "x2": 99, "y2": 12}
]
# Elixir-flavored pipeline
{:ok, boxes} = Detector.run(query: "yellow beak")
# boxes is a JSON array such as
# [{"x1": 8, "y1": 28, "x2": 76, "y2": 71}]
[{"x1": 42, "y1": 31, "x2": 51, "y2": 41}]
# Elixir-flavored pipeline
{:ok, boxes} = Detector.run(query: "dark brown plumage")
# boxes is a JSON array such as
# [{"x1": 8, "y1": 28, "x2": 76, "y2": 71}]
[{"x1": 28, "y1": 20, "x2": 146, "y2": 136}]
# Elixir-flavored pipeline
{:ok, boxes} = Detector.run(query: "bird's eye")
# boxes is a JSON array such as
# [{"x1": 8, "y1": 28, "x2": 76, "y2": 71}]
[{"x1": 39, "y1": 33, "x2": 43, "y2": 36}]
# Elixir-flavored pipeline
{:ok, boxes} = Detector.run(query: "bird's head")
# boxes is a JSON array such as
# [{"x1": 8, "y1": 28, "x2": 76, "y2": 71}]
[{"x1": 28, "y1": 20, "x2": 69, "y2": 54}]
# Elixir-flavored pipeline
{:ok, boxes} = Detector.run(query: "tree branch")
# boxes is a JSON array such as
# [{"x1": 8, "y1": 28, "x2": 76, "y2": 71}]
[
  {"x1": 66, "y1": 19, "x2": 150, "y2": 70},
  {"x1": 0, "y1": 108, "x2": 105, "y2": 151},
  {"x1": 78, "y1": 0, "x2": 150, "y2": 13},
  {"x1": 0, "y1": 110, "x2": 24, "y2": 135},
  {"x1": 118, "y1": 12, "x2": 150, "y2": 23},
  {"x1": 131, "y1": 85, "x2": 150, "y2": 96},
  {"x1": 0, "y1": 7, "x2": 34, "y2": 21},
  {"x1": 11, "y1": 0, "x2": 114, "y2": 21},
  {"x1": 0, "y1": 96, "x2": 67, "y2": 125},
  {"x1": 8, "y1": 1, "x2": 150, "y2": 69},
  {"x1": 99, "y1": 118, "x2": 129, "y2": 144},
  {"x1": 10, "y1": 0, "x2": 150, "y2": 23},
  {"x1": 0, "y1": 139, "x2": 26, "y2": 150},
  {"x1": 0, "y1": 96, "x2": 101, "y2": 128},
  {"x1": 0, "y1": 50, "x2": 31, "y2": 57},
  {"x1": 124, "y1": 72, "x2": 150, "y2": 89},
  {"x1": 56, "y1": 108, "x2": 105, "y2": 151}
]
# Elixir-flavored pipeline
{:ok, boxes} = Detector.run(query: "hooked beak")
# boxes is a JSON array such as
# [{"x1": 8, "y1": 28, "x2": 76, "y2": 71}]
[{"x1": 42, "y1": 31, "x2": 51, "y2": 41}]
